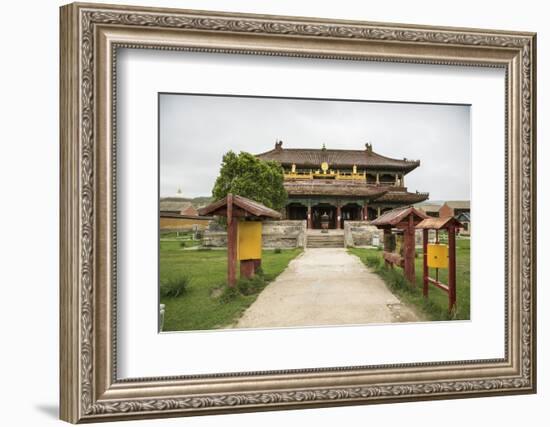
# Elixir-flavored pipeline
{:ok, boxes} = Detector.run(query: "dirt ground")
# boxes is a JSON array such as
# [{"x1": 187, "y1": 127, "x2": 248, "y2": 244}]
[{"x1": 235, "y1": 248, "x2": 424, "y2": 329}]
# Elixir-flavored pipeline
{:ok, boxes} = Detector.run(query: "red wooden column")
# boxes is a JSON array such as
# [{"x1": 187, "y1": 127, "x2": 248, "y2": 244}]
[
  {"x1": 226, "y1": 194, "x2": 238, "y2": 287},
  {"x1": 448, "y1": 225, "x2": 457, "y2": 312},
  {"x1": 240, "y1": 260, "x2": 256, "y2": 279},
  {"x1": 382, "y1": 228, "x2": 391, "y2": 267},
  {"x1": 307, "y1": 205, "x2": 312, "y2": 229},
  {"x1": 336, "y1": 203, "x2": 341, "y2": 229},
  {"x1": 422, "y1": 229, "x2": 429, "y2": 297},
  {"x1": 383, "y1": 228, "x2": 391, "y2": 251},
  {"x1": 403, "y1": 214, "x2": 416, "y2": 286},
  {"x1": 363, "y1": 201, "x2": 368, "y2": 220}
]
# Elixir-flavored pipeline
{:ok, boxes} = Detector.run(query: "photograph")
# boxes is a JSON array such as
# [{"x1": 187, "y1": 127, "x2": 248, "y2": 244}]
[{"x1": 158, "y1": 94, "x2": 471, "y2": 332}]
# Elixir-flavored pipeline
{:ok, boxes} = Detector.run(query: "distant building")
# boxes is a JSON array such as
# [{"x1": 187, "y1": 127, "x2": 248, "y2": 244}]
[
  {"x1": 439, "y1": 201, "x2": 470, "y2": 236},
  {"x1": 455, "y1": 211, "x2": 471, "y2": 236},
  {"x1": 439, "y1": 201, "x2": 470, "y2": 218},
  {"x1": 416, "y1": 203, "x2": 442, "y2": 218},
  {"x1": 181, "y1": 205, "x2": 198, "y2": 216},
  {"x1": 159, "y1": 212, "x2": 212, "y2": 232},
  {"x1": 159, "y1": 197, "x2": 192, "y2": 214},
  {"x1": 256, "y1": 141, "x2": 429, "y2": 229},
  {"x1": 159, "y1": 194, "x2": 211, "y2": 232}
]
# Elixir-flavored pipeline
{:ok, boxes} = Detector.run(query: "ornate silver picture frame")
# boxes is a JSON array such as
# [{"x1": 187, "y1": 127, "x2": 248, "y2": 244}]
[{"x1": 60, "y1": 2, "x2": 536, "y2": 423}]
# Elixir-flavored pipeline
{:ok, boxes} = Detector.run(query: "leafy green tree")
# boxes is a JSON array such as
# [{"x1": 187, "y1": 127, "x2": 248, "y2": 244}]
[{"x1": 212, "y1": 151, "x2": 287, "y2": 210}]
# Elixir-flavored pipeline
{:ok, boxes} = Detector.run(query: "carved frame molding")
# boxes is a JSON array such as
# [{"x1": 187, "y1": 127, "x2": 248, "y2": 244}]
[{"x1": 60, "y1": 2, "x2": 536, "y2": 423}]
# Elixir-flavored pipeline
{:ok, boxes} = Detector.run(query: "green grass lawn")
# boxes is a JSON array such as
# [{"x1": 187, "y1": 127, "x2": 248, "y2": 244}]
[
  {"x1": 159, "y1": 231, "x2": 201, "y2": 247},
  {"x1": 160, "y1": 241, "x2": 302, "y2": 331},
  {"x1": 348, "y1": 238, "x2": 470, "y2": 321}
]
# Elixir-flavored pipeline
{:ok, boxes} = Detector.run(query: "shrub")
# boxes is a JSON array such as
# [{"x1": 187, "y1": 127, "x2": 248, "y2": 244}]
[
  {"x1": 236, "y1": 278, "x2": 254, "y2": 295},
  {"x1": 179, "y1": 240, "x2": 186, "y2": 248},
  {"x1": 160, "y1": 276, "x2": 189, "y2": 298},
  {"x1": 255, "y1": 265, "x2": 264, "y2": 277},
  {"x1": 237, "y1": 275, "x2": 265, "y2": 295},
  {"x1": 365, "y1": 255, "x2": 381, "y2": 269},
  {"x1": 274, "y1": 247, "x2": 282, "y2": 254},
  {"x1": 219, "y1": 286, "x2": 239, "y2": 303}
]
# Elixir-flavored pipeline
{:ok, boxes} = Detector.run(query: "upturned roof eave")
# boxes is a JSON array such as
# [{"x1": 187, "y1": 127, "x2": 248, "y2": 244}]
[
  {"x1": 198, "y1": 194, "x2": 282, "y2": 219},
  {"x1": 370, "y1": 206, "x2": 429, "y2": 227},
  {"x1": 256, "y1": 148, "x2": 420, "y2": 172},
  {"x1": 376, "y1": 191, "x2": 429, "y2": 204},
  {"x1": 285, "y1": 187, "x2": 388, "y2": 198}
]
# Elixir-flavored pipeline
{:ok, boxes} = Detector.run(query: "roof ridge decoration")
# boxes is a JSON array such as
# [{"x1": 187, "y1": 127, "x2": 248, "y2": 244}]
[{"x1": 256, "y1": 142, "x2": 421, "y2": 172}]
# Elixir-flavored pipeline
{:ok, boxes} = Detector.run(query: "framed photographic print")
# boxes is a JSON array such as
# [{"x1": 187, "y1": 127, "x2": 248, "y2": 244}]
[{"x1": 59, "y1": 2, "x2": 537, "y2": 423}]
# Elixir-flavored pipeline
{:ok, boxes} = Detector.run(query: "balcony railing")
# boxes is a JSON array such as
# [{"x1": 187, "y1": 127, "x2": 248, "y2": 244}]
[
  {"x1": 284, "y1": 170, "x2": 367, "y2": 181},
  {"x1": 284, "y1": 170, "x2": 405, "y2": 186}
]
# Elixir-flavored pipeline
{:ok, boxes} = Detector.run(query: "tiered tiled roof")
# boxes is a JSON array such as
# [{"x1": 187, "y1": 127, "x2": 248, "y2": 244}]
[
  {"x1": 376, "y1": 191, "x2": 429, "y2": 204},
  {"x1": 284, "y1": 180, "x2": 388, "y2": 198},
  {"x1": 256, "y1": 141, "x2": 420, "y2": 172}
]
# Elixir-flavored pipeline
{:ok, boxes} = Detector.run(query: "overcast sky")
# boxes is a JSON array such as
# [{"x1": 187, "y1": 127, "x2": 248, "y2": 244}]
[{"x1": 160, "y1": 94, "x2": 470, "y2": 201}]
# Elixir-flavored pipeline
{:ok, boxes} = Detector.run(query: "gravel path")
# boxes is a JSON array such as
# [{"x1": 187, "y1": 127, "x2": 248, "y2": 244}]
[{"x1": 235, "y1": 248, "x2": 423, "y2": 329}]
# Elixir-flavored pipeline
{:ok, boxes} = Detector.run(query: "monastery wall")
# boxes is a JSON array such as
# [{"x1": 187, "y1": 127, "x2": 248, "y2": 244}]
[
  {"x1": 202, "y1": 220, "x2": 306, "y2": 249},
  {"x1": 344, "y1": 221, "x2": 383, "y2": 247}
]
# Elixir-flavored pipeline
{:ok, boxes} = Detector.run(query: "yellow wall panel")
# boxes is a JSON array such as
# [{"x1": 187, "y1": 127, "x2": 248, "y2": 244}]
[
  {"x1": 427, "y1": 243, "x2": 448, "y2": 269},
  {"x1": 238, "y1": 221, "x2": 262, "y2": 260}
]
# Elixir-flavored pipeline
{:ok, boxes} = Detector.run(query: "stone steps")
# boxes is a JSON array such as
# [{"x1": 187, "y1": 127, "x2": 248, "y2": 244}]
[{"x1": 306, "y1": 234, "x2": 345, "y2": 248}]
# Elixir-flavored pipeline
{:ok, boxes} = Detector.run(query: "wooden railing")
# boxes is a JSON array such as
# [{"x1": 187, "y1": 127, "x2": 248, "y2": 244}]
[{"x1": 284, "y1": 170, "x2": 368, "y2": 181}]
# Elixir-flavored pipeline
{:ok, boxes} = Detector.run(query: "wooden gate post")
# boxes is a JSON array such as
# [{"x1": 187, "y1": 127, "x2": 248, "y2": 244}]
[
  {"x1": 422, "y1": 228, "x2": 429, "y2": 297},
  {"x1": 240, "y1": 260, "x2": 256, "y2": 279},
  {"x1": 448, "y1": 224, "x2": 457, "y2": 312},
  {"x1": 199, "y1": 193, "x2": 282, "y2": 289},
  {"x1": 403, "y1": 215, "x2": 416, "y2": 285},
  {"x1": 226, "y1": 194, "x2": 237, "y2": 287}
]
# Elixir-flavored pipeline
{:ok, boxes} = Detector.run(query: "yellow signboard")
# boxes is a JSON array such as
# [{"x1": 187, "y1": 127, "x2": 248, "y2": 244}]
[
  {"x1": 238, "y1": 221, "x2": 262, "y2": 261},
  {"x1": 427, "y1": 243, "x2": 449, "y2": 269}
]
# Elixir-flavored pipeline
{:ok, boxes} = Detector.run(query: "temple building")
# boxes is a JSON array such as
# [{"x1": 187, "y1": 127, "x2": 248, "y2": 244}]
[{"x1": 256, "y1": 141, "x2": 429, "y2": 229}]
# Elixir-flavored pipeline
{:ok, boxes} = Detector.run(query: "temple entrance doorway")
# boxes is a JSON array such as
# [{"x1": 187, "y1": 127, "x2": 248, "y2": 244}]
[
  {"x1": 287, "y1": 203, "x2": 307, "y2": 221},
  {"x1": 367, "y1": 207, "x2": 378, "y2": 221},
  {"x1": 341, "y1": 203, "x2": 362, "y2": 228},
  {"x1": 312, "y1": 204, "x2": 336, "y2": 229}
]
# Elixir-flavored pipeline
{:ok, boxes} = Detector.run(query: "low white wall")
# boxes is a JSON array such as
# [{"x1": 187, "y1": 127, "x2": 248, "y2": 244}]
[
  {"x1": 202, "y1": 220, "x2": 306, "y2": 248},
  {"x1": 344, "y1": 221, "x2": 383, "y2": 247}
]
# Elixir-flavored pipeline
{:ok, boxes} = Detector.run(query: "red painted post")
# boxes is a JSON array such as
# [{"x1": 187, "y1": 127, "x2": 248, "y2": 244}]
[
  {"x1": 253, "y1": 259, "x2": 261, "y2": 270},
  {"x1": 383, "y1": 228, "x2": 391, "y2": 251},
  {"x1": 448, "y1": 225, "x2": 457, "y2": 312},
  {"x1": 403, "y1": 215, "x2": 416, "y2": 286},
  {"x1": 435, "y1": 229, "x2": 439, "y2": 284},
  {"x1": 383, "y1": 228, "x2": 391, "y2": 268},
  {"x1": 226, "y1": 194, "x2": 237, "y2": 287},
  {"x1": 240, "y1": 259, "x2": 256, "y2": 279},
  {"x1": 423, "y1": 229, "x2": 429, "y2": 297}
]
